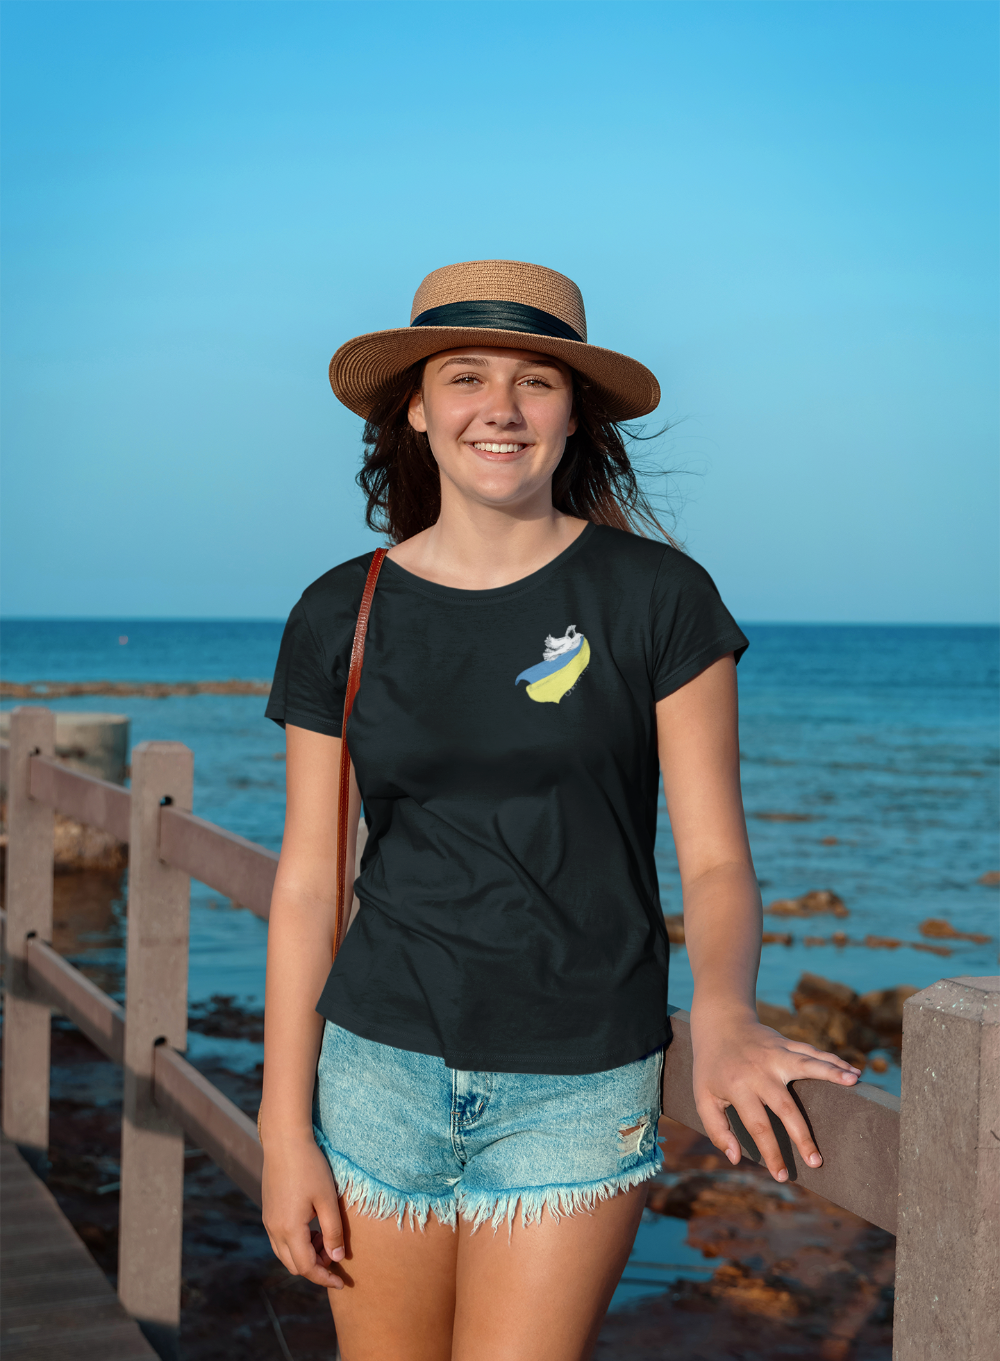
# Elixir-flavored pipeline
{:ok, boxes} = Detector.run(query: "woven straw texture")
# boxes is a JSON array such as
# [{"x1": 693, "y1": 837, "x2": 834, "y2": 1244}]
[
  {"x1": 329, "y1": 260, "x2": 659, "y2": 421},
  {"x1": 410, "y1": 261, "x2": 587, "y2": 341}
]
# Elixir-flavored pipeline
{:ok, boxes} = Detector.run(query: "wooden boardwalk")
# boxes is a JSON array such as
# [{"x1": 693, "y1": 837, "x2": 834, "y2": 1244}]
[{"x1": 1, "y1": 1135, "x2": 158, "y2": 1360}]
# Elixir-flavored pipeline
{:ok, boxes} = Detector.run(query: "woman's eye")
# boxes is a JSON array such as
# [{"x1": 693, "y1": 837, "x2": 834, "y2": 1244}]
[
  {"x1": 453, "y1": 374, "x2": 481, "y2": 385},
  {"x1": 520, "y1": 377, "x2": 551, "y2": 388}
]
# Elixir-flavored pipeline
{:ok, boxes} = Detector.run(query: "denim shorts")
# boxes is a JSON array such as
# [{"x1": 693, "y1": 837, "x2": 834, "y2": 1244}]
[{"x1": 312, "y1": 1021, "x2": 664, "y2": 1232}]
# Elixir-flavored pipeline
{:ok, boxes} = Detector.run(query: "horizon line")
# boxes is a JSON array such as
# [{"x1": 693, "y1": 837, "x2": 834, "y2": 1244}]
[{"x1": 2, "y1": 616, "x2": 998, "y2": 629}]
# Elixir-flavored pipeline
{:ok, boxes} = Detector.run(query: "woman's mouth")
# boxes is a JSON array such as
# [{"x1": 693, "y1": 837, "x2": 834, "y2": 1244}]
[{"x1": 468, "y1": 441, "x2": 531, "y2": 461}]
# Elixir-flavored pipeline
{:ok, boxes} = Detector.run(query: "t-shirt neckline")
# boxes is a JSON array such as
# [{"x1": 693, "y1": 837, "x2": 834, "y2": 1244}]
[{"x1": 379, "y1": 522, "x2": 599, "y2": 602}]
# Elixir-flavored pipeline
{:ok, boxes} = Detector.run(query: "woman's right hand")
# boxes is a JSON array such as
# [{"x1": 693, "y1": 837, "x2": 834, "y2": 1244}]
[{"x1": 261, "y1": 1134, "x2": 347, "y2": 1289}]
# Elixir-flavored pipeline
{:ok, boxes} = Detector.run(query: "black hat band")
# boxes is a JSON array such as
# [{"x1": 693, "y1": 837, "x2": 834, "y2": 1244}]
[{"x1": 410, "y1": 299, "x2": 583, "y2": 345}]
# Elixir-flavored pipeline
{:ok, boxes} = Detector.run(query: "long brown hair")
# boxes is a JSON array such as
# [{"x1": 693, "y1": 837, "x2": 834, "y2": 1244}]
[{"x1": 357, "y1": 360, "x2": 677, "y2": 546}]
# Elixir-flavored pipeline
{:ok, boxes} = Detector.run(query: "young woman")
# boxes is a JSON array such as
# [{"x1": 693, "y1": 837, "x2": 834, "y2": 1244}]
[{"x1": 259, "y1": 260, "x2": 860, "y2": 1361}]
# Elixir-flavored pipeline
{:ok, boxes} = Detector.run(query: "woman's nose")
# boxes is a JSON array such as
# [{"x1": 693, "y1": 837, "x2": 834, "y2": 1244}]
[{"x1": 481, "y1": 386, "x2": 524, "y2": 428}]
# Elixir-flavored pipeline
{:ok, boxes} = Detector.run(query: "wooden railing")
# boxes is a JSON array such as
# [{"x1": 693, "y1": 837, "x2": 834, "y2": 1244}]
[{"x1": 0, "y1": 706, "x2": 996, "y2": 1361}]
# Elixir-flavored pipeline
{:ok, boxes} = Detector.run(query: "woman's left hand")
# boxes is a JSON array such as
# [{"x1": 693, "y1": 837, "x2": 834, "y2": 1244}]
[{"x1": 691, "y1": 1009, "x2": 862, "y2": 1182}]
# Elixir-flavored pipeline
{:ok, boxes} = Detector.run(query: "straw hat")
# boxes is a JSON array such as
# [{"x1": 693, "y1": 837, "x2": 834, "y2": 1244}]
[{"x1": 329, "y1": 260, "x2": 660, "y2": 422}]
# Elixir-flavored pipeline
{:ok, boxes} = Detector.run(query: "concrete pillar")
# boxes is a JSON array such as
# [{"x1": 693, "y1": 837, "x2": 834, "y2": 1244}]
[
  {"x1": 117, "y1": 742, "x2": 192, "y2": 1361},
  {"x1": 1, "y1": 708, "x2": 55, "y2": 1172},
  {"x1": 894, "y1": 975, "x2": 999, "y2": 1360},
  {"x1": 54, "y1": 712, "x2": 130, "y2": 783},
  {"x1": 0, "y1": 711, "x2": 130, "y2": 784}
]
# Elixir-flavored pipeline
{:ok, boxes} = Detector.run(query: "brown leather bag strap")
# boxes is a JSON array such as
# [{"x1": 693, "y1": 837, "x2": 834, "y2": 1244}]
[{"x1": 334, "y1": 547, "x2": 387, "y2": 959}]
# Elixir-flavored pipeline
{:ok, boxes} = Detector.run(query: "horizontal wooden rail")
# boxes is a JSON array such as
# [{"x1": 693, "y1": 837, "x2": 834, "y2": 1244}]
[
  {"x1": 663, "y1": 1007, "x2": 900, "y2": 1234},
  {"x1": 16, "y1": 749, "x2": 280, "y2": 916},
  {"x1": 159, "y1": 806, "x2": 278, "y2": 920},
  {"x1": 26, "y1": 937, "x2": 125, "y2": 1065},
  {"x1": 20, "y1": 925, "x2": 263, "y2": 1206},
  {"x1": 152, "y1": 1044, "x2": 263, "y2": 1206},
  {"x1": 29, "y1": 754, "x2": 131, "y2": 843}
]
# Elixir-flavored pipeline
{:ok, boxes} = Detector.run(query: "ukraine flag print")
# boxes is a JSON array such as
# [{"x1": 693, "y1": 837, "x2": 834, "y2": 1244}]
[{"x1": 514, "y1": 625, "x2": 591, "y2": 704}]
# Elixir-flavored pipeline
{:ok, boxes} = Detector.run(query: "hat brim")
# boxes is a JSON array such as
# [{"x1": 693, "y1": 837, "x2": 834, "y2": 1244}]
[{"x1": 329, "y1": 326, "x2": 660, "y2": 422}]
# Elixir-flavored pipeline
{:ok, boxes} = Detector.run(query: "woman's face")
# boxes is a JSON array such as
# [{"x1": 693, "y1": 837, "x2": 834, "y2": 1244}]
[{"x1": 407, "y1": 346, "x2": 578, "y2": 513}]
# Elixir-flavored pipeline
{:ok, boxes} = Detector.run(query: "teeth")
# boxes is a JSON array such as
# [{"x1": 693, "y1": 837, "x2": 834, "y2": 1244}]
[{"x1": 473, "y1": 442, "x2": 524, "y2": 453}]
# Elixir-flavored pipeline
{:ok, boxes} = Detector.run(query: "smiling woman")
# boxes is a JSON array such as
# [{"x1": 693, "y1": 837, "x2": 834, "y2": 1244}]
[
  {"x1": 357, "y1": 358, "x2": 672, "y2": 550},
  {"x1": 258, "y1": 260, "x2": 861, "y2": 1361}
]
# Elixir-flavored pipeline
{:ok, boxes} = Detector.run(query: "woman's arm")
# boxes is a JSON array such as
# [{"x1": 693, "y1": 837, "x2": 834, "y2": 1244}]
[
  {"x1": 656, "y1": 655, "x2": 860, "y2": 1182},
  {"x1": 259, "y1": 723, "x2": 362, "y2": 1288}
]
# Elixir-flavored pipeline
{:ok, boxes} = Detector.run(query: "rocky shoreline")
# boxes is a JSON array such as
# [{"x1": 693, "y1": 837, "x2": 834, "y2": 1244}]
[{"x1": 1, "y1": 679, "x2": 271, "y2": 699}]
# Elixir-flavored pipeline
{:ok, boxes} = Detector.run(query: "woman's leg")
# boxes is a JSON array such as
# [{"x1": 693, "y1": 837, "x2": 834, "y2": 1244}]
[
  {"x1": 451, "y1": 1183, "x2": 648, "y2": 1361},
  {"x1": 327, "y1": 1193, "x2": 459, "y2": 1361}
]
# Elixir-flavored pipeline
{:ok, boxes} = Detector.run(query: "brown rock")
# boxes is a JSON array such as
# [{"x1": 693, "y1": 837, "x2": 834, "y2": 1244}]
[
  {"x1": 761, "y1": 930, "x2": 793, "y2": 945},
  {"x1": 793, "y1": 1001, "x2": 879, "y2": 1054},
  {"x1": 978, "y1": 870, "x2": 1000, "y2": 886},
  {"x1": 918, "y1": 917, "x2": 990, "y2": 944},
  {"x1": 792, "y1": 972, "x2": 857, "y2": 1013},
  {"x1": 799, "y1": 889, "x2": 849, "y2": 917},
  {"x1": 836, "y1": 1046, "x2": 868, "y2": 1072},
  {"x1": 709, "y1": 1262, "x2": 799, "y2": 1319},
  {"x1": 663, "y1": 913, "x2": 685, "y2": 944},
  {"x1": 656, "y1": 1174, "x2": 790, "y2": 1228},
  {"x1": 751, "y1": 811, "x2": 815, "y2": 822},
  {"x1": 857, "y1": 984, "x2": 920, "y2": 1037},
  {"x1": 796, "y1": 1001, "x2": 838, "y2": 1031},
  {"x1": 756, "y1": 1000, "x2": 796, "y2": 1030},
  {"x1": 920, "y1": 916, "x2": 959, "y2": 937},
  {"x1": 765, "y1": 889, "x2": 848, "y2": 918},
  {"x1": 870, "y1": 1056, "x2": 889, "y2": 1073},
  {"x1": 0, "y1": 679, "x2": 271, "y2": 699},
  {"x1": 864, "y1": 934, "x2": 902, "y2": 949},
  {"x1": 757, "y1": 1000, "x2": 827, "y2": 1048},
  {"x1": 911, "y1": 940, "x2": 953, "y2": 957},
  {"x1": 803, "y1": 935, "x2": 828, "y2": 946},
  {"x1": 53, "y1": 814, "x2": 127, "y2": 873},
  {"x1": 765, "y1": 897, "x2": 802, "y2": 916}
]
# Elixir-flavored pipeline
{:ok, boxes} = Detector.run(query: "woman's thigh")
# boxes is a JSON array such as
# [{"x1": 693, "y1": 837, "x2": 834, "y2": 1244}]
[
  {"x1": 328, "y1": 1194, "x2": 459, "y2": 1361},
  {"x1": 452, "y1": 1182, "x2": 647, "y2": 1361}
]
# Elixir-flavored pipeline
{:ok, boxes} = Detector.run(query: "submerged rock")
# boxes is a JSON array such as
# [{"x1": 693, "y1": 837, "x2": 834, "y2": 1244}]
[
  {"x1": 918, "y1": 917, "x2": 991, "y2": 944},
  {"x1": 766, "y1": 890, "x2": 848, "y2": 918}
]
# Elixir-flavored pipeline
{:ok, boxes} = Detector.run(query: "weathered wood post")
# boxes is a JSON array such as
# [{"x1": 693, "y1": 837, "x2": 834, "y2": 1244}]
[
  {"x1": 118, "y1": 742, "x2": 193, "y2": 1361},
  {"x1": 894, "y1": 975, "x2": 999, "y2": 1360},
  {"x1": 2, "y1": 707, "x2": 55, "y2": 1172}
]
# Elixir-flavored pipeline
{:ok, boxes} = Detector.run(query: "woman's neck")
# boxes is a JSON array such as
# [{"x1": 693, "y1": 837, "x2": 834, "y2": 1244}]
[{"x1": 387, "y1": 495, "x2": 589, "y2": 592}]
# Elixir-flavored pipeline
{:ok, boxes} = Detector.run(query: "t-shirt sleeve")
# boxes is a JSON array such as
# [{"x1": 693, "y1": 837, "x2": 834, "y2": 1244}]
[
  {"x1": 649, "y1": 547, "x2": 749, "y2": 701},
  {"x1": 265, "y1": 596, "x2": 346, "y2": 738}
]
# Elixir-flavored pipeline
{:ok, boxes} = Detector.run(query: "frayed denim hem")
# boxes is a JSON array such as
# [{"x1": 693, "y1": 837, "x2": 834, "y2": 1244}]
[
  {"x1": 311, "y1": 1126, "x2": 662, "y2": 1237},
  {"x1": 312, "y1": 1124, "x2": 458, "y2": 1231},
  {"x1": 457, "y1": 1146, "x2": 664, "y2": 1235}
]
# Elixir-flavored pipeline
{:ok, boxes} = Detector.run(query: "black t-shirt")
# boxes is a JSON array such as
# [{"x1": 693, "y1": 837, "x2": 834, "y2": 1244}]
[{"x1": 266, "y1": 524, "x2": 748, "y2": 1075}]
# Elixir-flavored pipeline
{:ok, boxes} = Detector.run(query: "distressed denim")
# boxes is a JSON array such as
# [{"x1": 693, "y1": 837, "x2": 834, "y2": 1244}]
[{"x1": 312, "y1": 1020, "x2": 664, "y2": 1232}]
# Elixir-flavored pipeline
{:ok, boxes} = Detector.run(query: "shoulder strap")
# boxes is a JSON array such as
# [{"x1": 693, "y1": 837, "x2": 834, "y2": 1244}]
[{"x1": 334, "y1": 547, "x2": 387, "y2": 959}]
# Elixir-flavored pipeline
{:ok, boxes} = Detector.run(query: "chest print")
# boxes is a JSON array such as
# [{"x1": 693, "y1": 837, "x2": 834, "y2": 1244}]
[{"x1": 514, "y1": 625, "x2": 592, "y2": 704}]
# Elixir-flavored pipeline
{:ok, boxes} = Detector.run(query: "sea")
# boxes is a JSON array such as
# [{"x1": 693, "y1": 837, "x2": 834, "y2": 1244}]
[
  {"x1": 2, "y1": 618, "x2": 997, "y2": 1065},
  {"x1": 2, "y1": 618, "x2": 997, "y2": 1305}
]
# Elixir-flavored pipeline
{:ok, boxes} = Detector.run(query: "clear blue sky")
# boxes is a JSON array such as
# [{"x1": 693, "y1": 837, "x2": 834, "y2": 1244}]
[{"x1": 2, "y1": 1, "x2": 996, "y2": 622}]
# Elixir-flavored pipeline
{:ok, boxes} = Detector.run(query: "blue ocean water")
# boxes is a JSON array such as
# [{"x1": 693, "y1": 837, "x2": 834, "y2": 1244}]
[{"x1": 2, "y1": 620, "x2": 998, "y2": 1083}]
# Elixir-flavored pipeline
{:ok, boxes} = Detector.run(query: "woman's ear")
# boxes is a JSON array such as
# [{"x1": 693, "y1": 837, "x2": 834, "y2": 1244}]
[
  {"x1": 407, "y1": 388, "x2": 427, "y2": 433},
  {"x1": 567, "y1": 408, "x2": 578, "y2": 437}
]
